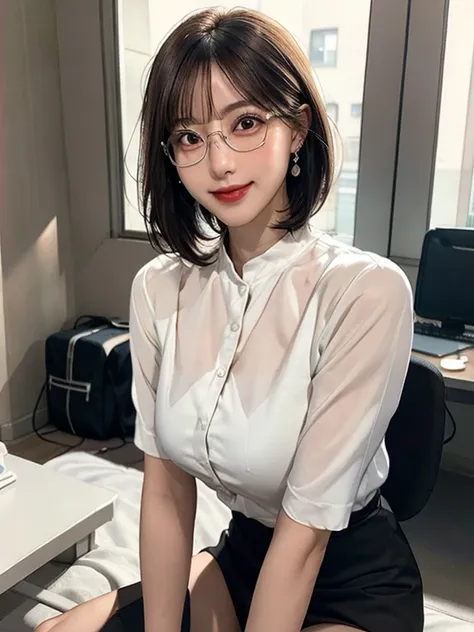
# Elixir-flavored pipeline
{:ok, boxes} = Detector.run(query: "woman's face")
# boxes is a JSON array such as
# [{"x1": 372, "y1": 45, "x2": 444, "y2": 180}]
[{"x1": 173, "y1": 65, "x2": 305, "y2": 229}]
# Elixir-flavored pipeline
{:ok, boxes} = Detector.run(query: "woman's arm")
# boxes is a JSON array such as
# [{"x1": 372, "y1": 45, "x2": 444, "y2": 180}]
[
  {"x1": 246, "y1": 261, "x2": 413, "y2": 631},
  {"x1": 129, "y1": 264, "x2": 195, "y2": 632},
  {"x1": 245, "y1": 512, "x2": 329, "y2": 632},
  {"x1": 140, "y1": 454, "x2": 196, "y2": 632}
]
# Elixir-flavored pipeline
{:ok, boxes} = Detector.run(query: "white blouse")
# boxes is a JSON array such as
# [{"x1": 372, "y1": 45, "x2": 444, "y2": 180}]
[{"x1": 130, "y1": 225, "x2": 413, "y2": 531}]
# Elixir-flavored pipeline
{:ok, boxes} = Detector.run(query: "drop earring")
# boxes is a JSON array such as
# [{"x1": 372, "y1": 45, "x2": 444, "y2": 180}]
[{"x1": 291, "y1": 151, "x2": 301, "y2": 177}]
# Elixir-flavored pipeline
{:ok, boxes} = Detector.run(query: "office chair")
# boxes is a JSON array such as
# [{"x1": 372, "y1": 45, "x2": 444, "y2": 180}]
[{"x1": 381, "y1": 355, "x2": 446, "y2": 522}]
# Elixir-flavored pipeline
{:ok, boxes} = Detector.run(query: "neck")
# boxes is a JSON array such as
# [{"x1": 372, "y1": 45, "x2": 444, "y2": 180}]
[{"x1": 227, "y1": 188, "x2": 288, "y2": 277}]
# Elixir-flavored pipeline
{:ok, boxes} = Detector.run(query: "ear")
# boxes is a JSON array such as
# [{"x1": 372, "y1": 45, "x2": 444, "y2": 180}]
[{"x1": 290, "y1": 104, "x2": 311, "y2": 153}]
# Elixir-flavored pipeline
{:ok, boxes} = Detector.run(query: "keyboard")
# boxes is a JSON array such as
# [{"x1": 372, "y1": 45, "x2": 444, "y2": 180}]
[{"x1": 414, "y1": 321, "x2": 474, "y2": 344}]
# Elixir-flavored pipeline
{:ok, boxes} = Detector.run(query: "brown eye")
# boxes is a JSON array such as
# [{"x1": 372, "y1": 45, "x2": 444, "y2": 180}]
[
  {"x1": 179, "y1": 132, "x2": 201, "y2": 146},
  {"x1": 240, "y1": 117, "x2": 256, "y2": 130},
  {"x1": 235, "y1": 115, "x2": 264, "y2": 133}
]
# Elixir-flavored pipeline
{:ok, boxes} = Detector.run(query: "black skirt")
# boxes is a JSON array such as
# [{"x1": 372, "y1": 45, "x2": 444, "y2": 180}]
[
  {"x1": 204, "y1": 493, "x2": 424, "y2": 632},
  {"x1": 103, "y1": 494, "x2": 423, "y2": 632}
]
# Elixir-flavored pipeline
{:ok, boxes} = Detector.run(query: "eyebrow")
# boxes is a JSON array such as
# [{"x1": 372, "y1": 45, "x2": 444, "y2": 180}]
[{"x1": 174, "y1": 99, "x2": 257, "y2": 128}]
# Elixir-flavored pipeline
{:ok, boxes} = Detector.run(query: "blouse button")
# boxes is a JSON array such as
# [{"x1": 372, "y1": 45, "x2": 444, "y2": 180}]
[
  {"x1": 216, "y1": 368, "x2": 226, "y2": 378},
  {"x1": 239, "y1": 285, "x2": 246, "y2": 295},
  {"x1": 230, "y1": 323, "x2": 240, "y2": 332}
]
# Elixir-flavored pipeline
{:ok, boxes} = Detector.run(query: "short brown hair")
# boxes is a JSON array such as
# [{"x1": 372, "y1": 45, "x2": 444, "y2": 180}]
[{"x1": 138, "y1": 7, "x2": 335, "y2": 266}]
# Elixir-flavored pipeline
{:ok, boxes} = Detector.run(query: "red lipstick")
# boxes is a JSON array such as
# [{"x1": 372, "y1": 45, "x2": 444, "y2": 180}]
[{"x1": 211, "y1": 183, "x2": 253, "y2": 203}]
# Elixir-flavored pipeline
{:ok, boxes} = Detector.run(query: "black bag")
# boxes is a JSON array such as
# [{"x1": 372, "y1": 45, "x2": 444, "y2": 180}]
[{"x1": 45, "y1": 316, "x2": 136, "y2": 440}]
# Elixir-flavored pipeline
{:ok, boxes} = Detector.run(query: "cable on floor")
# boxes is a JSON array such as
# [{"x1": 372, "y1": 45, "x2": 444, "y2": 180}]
[
  {"x1": 443, "y1": 403, "x2": 457, "y2": 445},
  {"x1": 32, "y1": 380, "x2": 130, "y2": 457}
]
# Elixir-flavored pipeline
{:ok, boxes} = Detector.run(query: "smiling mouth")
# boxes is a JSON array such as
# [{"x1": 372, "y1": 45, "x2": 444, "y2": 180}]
[{"x1": 210, "y1": 183, "x2": 253, "y2": 203}]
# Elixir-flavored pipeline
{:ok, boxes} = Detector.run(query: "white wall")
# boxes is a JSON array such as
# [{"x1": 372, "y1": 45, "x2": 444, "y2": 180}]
[
  {"x1": 0, "y1": 241, "x2": 9, "y2": 437},
  {"x1": 55, "y1": 0, "x2": 156, "y2": 324},
  {"x1": 0, "y1": 0, "x2": 75, "y2": 440}
]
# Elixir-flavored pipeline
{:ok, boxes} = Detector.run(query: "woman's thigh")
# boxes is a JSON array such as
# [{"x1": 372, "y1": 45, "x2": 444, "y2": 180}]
[
  {"x1": 34, "y1": 551, "x2": 240, "y2": 632},
  {"x1": 189, "y1": 551, "x2": 241, "y2": 632},
  {"x1": 115, "y1": 551, "x2": 241, "y2": 632}
]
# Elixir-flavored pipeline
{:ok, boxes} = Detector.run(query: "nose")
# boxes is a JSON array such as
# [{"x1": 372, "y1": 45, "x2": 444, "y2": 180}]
[{"x1": 206, "y1": 132, "x2": 236, "y2": 179}]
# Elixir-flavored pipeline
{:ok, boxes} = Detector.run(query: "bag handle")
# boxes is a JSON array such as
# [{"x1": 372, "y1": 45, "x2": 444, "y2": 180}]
[{"x1": 73, "y1": 315, "x2": 129, "y2": 330}]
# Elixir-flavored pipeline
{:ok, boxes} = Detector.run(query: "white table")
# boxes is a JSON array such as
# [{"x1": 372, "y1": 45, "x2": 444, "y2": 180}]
[{"x1": 0, "y1": 454, "x2": 116, "y2": 608}]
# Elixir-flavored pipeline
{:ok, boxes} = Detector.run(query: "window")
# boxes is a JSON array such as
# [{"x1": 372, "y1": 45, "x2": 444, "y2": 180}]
[
  {"x1": 351, "y1": 103, "x2": 362, "y2": 117},
  {"x1": 430, "y1": 0, "x2": 474, "y2": 229},
  {"x1": 326, "y1": 102, "x2": 339, "y2": 123},
  {"x1": 344, "y1": 137, "x2": 360, "y2": 163},
  {"x1": 334, "y1": 171, "x2": 358, "y2": 245},
  {"x1": 310, "y1": 28, "x2": 338, "y2": 67}
]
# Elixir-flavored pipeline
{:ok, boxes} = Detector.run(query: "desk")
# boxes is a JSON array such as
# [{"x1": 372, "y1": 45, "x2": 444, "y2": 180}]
[
  {"x1": 0, "y1": 455, "x2": 116, "y2": 597},
  {"x1": 413, "y1": 347, "x2": 474, "y2": 403}
]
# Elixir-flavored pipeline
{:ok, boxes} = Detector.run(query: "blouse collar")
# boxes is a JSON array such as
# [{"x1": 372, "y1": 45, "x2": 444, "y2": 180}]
[{"x1": 217, "y1": 223, "x2": 315, "y2": 285}]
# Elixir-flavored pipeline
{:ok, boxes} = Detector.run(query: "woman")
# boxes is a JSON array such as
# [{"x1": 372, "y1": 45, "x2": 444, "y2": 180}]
[{"x1": 37, "y1": 7, "x2": 423, "y2": 632}]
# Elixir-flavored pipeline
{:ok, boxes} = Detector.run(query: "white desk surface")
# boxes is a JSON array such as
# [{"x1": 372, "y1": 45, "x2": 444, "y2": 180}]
[
  {"x1": 413, "y1": 347, "x2": 474, "y2": 392},
  {"x1": 0, "y1": 454, "x2": 116, "y2": 594}
]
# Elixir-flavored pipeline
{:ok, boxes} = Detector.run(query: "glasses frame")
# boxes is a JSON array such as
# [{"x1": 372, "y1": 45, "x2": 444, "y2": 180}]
[{"x1": 161, "y1": 112, "x2": 282, "y2": 168}]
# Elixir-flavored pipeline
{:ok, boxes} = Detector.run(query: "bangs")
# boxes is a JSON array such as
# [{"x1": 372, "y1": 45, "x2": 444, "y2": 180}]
[
  {"x1": 165, "y1": 57, "x2": 216, "y2": 130},
  {"x1": 162, "y1": 24, "x2": 304, "y2": 133}
]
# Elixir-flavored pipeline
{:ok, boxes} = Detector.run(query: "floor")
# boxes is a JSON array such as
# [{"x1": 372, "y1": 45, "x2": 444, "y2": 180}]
[
  {"x1": 402, "y1": 469, "x2": 474, "y2": 609},
  {"x1": 2, "y1": 430, "x2": 474, "y2": 628},
  {"x1": 6, "y1": 426, "x2": 144, "y2": 468}
]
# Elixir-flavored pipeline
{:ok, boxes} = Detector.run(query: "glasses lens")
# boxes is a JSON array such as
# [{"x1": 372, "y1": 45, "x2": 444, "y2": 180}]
[
  {"x1": 167, "y1": 132, "x2": 206, "y2": 166},
  {"x1": 166, "y1": 114, "x2": 271, "y2": 165},
  {"x1": 224, "y1": 113, "x2": 269, "y2": 152}
]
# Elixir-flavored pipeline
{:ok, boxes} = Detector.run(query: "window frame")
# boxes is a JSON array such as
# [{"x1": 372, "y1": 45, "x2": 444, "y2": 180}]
[
  {"x1": 102, "y1": 0, "x2": 127, "y2": 239},
  {"x1": 389, "y1": 0, "x2": 450, "y2": 264},
  {"x1": 309, "y1": 28, "x2": 339, "y2": 68}
]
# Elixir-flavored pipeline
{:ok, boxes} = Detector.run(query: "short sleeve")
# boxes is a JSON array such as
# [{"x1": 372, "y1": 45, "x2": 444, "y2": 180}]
[
  {"x1": 129, "y1": 265, "x2": 169, "y2": 459},
  {"x1": 282, "y1": 260, "x2": 413, "y2": 531}
]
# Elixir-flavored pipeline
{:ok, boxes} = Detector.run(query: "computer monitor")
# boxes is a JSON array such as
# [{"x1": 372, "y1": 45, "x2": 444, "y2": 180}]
[{"x1": 415, "y1": 227, "x2": 474, "y2": 332}]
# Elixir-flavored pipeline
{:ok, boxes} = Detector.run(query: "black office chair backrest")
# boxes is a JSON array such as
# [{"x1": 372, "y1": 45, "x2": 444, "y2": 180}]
[{"x1": 381, "y1": 355, "x2": 446, "y2": 522}]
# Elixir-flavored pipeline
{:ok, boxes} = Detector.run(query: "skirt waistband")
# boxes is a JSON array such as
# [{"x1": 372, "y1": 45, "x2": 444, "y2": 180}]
[{"x1": 347, "y1": 490, "x2": 381, "y2": 527}]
